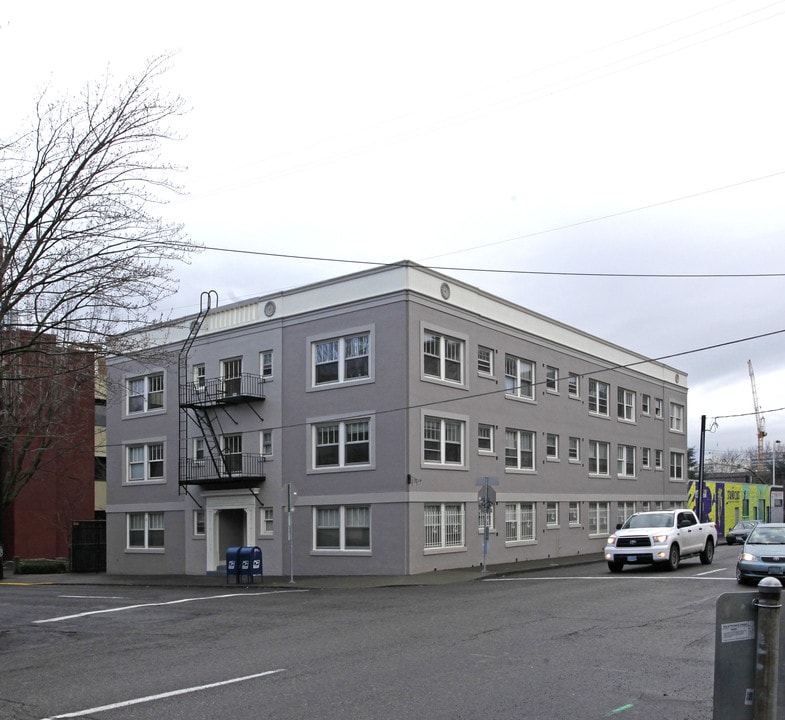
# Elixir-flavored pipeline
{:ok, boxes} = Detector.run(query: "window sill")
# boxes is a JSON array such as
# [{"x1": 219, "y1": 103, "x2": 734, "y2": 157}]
[
  {"x1": 423, "y1": 546, "x2": 466, "y2": 556},
  {"x1": 310, "y1": 549, "x2": 372, "y2": 556},
  {"x1": 504, "y1": 540, "x2": 536, "y2": 548},
  {"x1": 125, "y1": 548, "x2": 165, "y2": 554}
]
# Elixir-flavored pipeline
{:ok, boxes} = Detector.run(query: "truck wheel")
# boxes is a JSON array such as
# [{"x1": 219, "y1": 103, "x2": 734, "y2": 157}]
[
  {"x1": 607, "y1": 561, "x2": 624, "y2": 573},
  {"x1": 666, "y1": 544, "x2": 680, "y2": 571},
  {"x1": 700, "y1": 538, "x2": 714, "y2": 565}
]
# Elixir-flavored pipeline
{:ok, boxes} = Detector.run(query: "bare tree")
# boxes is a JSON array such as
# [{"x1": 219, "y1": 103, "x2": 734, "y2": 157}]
[{"x1": 0, "y1": 54, "x2": 200, "y2": 571}]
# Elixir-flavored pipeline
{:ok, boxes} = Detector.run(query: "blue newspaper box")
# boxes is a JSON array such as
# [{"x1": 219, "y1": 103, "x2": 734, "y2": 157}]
[
  {"x1": 225, "y1": 546, "x2": 241, "y2": 584},
  {"x1": 237, "y1": 546, "x2": 263, "y2": 584}
]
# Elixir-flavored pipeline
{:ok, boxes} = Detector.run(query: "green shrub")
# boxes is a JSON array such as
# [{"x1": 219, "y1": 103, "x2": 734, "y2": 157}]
[{"x1": 13, "y1": 557, "x2": 68, "y2": 574}]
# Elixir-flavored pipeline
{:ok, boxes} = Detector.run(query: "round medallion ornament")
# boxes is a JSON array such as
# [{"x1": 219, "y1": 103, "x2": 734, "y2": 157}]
[
  {"x1": 264, "y1": 301, "x2": 276, "y2": 317},
  {"x1": 440, "y1": 283, "x2": 451, "y2": 299}
]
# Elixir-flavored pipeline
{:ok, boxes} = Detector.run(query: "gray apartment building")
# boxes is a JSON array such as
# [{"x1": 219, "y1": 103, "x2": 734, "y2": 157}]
[{"x1": 105, "y1": 261, "x2": 689, "y2": 577}]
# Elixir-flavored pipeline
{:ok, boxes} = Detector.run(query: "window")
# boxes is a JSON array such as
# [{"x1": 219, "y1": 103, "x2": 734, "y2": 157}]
[
  {"x1": 670, "y1": 403, "x2": 684, "y2": 432},
  {"x1": 260, "y1": 507, "x2": 274, "y2": 535},
  {"x1": 222, "y1": 358, "x2": 242, "y2": 397},
  {"x1": 654, "y1": 398, "x2": 663, "y2": 419},
  {"x1": 223, "y1": 434, "x2": 242, "y2": 474},
  {"x1": 313, "y1": 332, "x2": 370, "y2": 385},
  {"x1": 546, "y1": 502, "x2": 559, "y2": 527},
  {"x1": 545, "y1": 366, "x2": 558, "y2": 393},
  {"x1": 127, "y1": 372, "x2": 164, "y2": 414},
  {"x1": 260, "y1": 350, "x2": 273, "y2": 378},
  {"x1": 261, "y1": 430, "x2": 273, "y2": 457},
  {"x1": 670, "y1": 451, "x2": 685, "y2": 480},
  {"x1": 655, "y1": 449, "x2": 663, "y2": 470},
  {"x1": 505, "y1": 502, "x2": 535, "y2": 542},
  {"x1": 617, "y1": 388, "x2": 635, "y2": 421},
  {"x1": 568, "y1": 437, "x2": 580, "y2": 463},
  {"x1": 314, "y1": 418, "x2": 371, "y2": 468},
  {"x1": 642, "y1": 447, "x2": 651, "y2": 469},
  {"x1": 641, "y1": 394, "x2": 651, "y2": 415},
  {"x1": 568, "y1": 502, "x2": 580, "y2": 526},
  {"x1": 568, "y1": 373, "x2": 580, "y2": 398},
  {"x1": 617, "y1": 445, "x2": 636, "y2": 478},
  {"x1": 588, "y1": 379, "x2": 609, "y2": 416},
  {"x1": 617, "y1": 501, "x2": 636, "y2": 527},
  {"x1": 193, "y1": 437, "x2": 205, "y2": 463},
  {"x1": 193, "y1": 510, "x2": 205, "y2": 536},
  {"x1": 424, "y1": 503, "x2": 465, "y2": 550},
  {"x1": 314, "y1": 506, "x2": 370, "y2": 550},
  {"x1": 423, "y1": 330, "x2": 463, "y2": 383},
  {"x1": 127, "y1": 512, "x2": 164, "y2": 549},
  {"x1": 505, "y1": 428, "x2": 535, "y2": 471},
  {"x1": 127, "y1": 443, "x2": 165, "y2": 482},
  {"x1": 546, "y1": 433, "x2": 559, "y2": 460},
  {"x1": 505, "y1": 355, "x2": 534, "y2": 400},
  {"x1": 424, "y1": 416, "x2": 464, "y2": 465},
  {"x1": 478, "y1": 424, "x2": 494, "y2": 453},
  {"x1": 193, "y1": 364, "x2": 206, "y2": 390},
  {"x1": 588, "y1": 502, "x2": 609, "y2": 536},
  {"x1": 588, "y1": 440, "x2": 610, "y2": 476},
  {"x1": 477, "y1": 346, "x2": 494, "y2": 375}
]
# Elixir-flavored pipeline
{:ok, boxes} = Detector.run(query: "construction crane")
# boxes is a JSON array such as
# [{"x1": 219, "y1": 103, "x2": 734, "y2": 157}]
[{"x1": 748, "y1": 359, "x2": 767, "y2": 472}]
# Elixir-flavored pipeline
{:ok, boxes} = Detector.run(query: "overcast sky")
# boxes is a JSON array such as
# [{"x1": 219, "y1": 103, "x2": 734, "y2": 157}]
[{"x1": 3, "y1": 1, "x2": 785, "y2": 460}]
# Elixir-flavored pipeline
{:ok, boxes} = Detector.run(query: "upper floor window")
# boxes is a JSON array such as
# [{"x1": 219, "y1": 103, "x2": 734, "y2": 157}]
[
  {"x1": 222, "y1": 358, "x2": 242, "y2": 397},
  {"x1": 669, "y1": 403, "x2": 684, "y2": 432},
  {"x1": 617, "y1": 388, "x2": 635, "y2": 422},
  {"x1": 423, "y1": 416, "x2": 465, "y2": 466},
  {"x1": 261, "y1": 430, "x2": 273, "y2": 457},
  {"x1": 477, "y1": 346, "x2": 494, "y2": 375},
  {"x1": 313, "y1": 332, "x2": 370, "y2": 385},
  {"x1": 568, "y1": 373, "x2": 580, "y2": 398},
  {"x1": 545, "y1": 366, "x2": 559, "y2": 393},
  {"x1": 260, "y1": 350, "x2": 273, "y2": 379},
  {"x1": 127, "y1": 443, "x2": 165, "y2": 482},
  {"x1": 654, "y1": 398, "x2": 663, "y2": 419},
  {"x1": 546, "y1": 433, "x2": 559, "y2": 460},
  {"x1": 617, "y1": 445, "x2": 636, "y2": 478},
  {"x1": 478, "y1": 423, "x2": 494, "y2": 453},
  {"x1": 314, "y1": 418, "x2": 371, "y2": 468},
  {"x1": 127, "y1": 372, "x2": 164, "y2": 414},
  {"x1": 423, "y1": 330, "x2": 463, "y2": 383},
  {"x1": 588, "y1": 379, "x2": 609, "y2": 416},
  {"x1": 642, "y1": 447, "x2": 651, "y2": 469},
  {"x1": 588, "y1": 440, "x2": 610, "y2": 476},
  {"x1": 568, "y1": 436, "x2": 580, "y2": 462},
  {"x1": 193, "y1": 364, "x2": 206, "y2": 390},
  {"x1": 655, "y1": 449, "x2": 663, "y2": 470},
  {"x1": 505, "y1": 428, "x2": 535, "y2": 471},
  {"x1": 670, "y1": 451, "x2": 685, "y2": 481},
  {"x1": 641, "y1": 394, "x2": 651, "y2": 415},
  {"x1": 505, "y1": 355, "x2": 534, "y2": 400}
]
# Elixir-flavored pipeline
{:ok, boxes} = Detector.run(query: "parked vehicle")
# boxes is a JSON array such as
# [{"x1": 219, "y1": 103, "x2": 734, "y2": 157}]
[
  {"x1": 725, "y1": 520, "x2": 758, "y2": 545},
  {"x1": 604, "y1": 509, "x2": 717, "y2": 573},
  {"x1": 736, "y1": 523, "x2": 785, "y2": 585}
]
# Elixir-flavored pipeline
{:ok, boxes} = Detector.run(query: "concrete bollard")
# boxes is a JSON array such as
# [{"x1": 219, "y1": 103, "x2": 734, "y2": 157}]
[{"x1": 754, "y1": 577, "x2": 782, "y2": 720}]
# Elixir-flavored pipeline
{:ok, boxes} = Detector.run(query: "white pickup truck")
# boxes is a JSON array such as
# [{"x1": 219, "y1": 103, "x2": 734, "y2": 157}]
[{"x1": 604, "y1": 509, "x2": 717, "y2": 573}]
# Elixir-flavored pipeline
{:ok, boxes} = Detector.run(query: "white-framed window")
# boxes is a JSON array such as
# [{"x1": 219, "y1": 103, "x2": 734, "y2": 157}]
[
  {"x1": 222, "y1": 433, "x2": 242, "y2": 474},
  {"x1": 669, "y1": 402, "x2": 684, "y2": 433},
  {"x1": 193, "y1": 437, "x2": 206, "y2": 463},
  {"x1": 616, "y1": 501, "x2": 636, "y2": 527},
  {"x1": 545, "y1": 366, "x2": 559, "y2": 393},
  {"x1": 588, "y1": 502, "x2": 609, "y2": 536},
  {"x1": 127, "y1": 372, "x2": 164, "y2": 414},
  {"x1": 193, "y1": 364, "x2": 206, "y2": 390},
  {"x1": 313, "y1": 332, "x2": 370, "y2": 385},
  {"x1": 505, "y1": 428, "x2": 535, "y2": 471},
  {"x1": 477, "y1": 346, "x2": 494, "y2": 376},
  {"x1": 642, "y1": 447, "x2": 651, "y2": 469},
  {"x1": 222, "y1": 357, "x2": 242, "y2": 397},
  {"x1": 588, "y1": 379, "x2": 609, "y2": 416},
  {"x1": 127, "y1": 512, "x2": 164, "y2": 549},
  {"x1": 193, "y1": 509, "x2": 205, "y2": 536},
  {"x1": 654, "y1": 398, "x2": 663, "y2": 419},
  {"x1": 260, "y1": 350, "x2": 273, "y2": 379},
  {"x1": 478, "y1": 423, "x2": 494, "y2": 453},
  {"x1": 546, "y1": 433, "x2": 559, "y2": 460},
  {"x1": 568, "y1": 437, "x2": 580, "y2": 463},
  {"x1": 424, "y1": 503, "x2": 465, "y2": 550},
  {"x1": 670, "y1": 451, "x2": 685, "y2": 481},
  {"x1": 568, "y1": 373, "x2": 580, "y2": 398},
  {"x1": 641, "y1": 501, "x2": 652, "y2": 512},
  {"x1": 588, "y1": 440, "x2": 610, "y2": 476},
  {"x1": 127, "y1": 443, "x2": 165, "y2": 482},
  {"x1": 617, "y1": 388, "x2": 635, "y2": 422},
  {"x1": 568, "y1": 502, "x2": 580, "y2": 526},
  {"x1": 314, "y1": 506, "x2": 370, "y2": 550},
  {"x1": 504, "y1": 354, "x2": 534, "y2": 400},
  {"x1": 423, "y1": 329, "x2": 464, "y2": 384},
  {"x1": 505, "y1": 502, "x2": 535, "y2": 543},
  {"x1": 546, "y1": 502, "x2": 559, "y2": 528},
  {"x1": 260, "y1": 507, "x2": 274, "y2": 535},
  {"x1": 423, "y1": 415, "x2": 465, "y2": 466},
  {"x1": 617, "y1": 445, "x2": 636, "y2": 478},
  {"x1": 261, "y1": 430, "x2": 273, "y2": 457},
  {"x1": 478, "y1": 504, "x2": 495, "y2": 533},
  {"x1": 641, "y1": 394, "x2": 651, "y2": 415},
  {"x1": 655, "y1": 449, "x2": 663, "y2": 470},
  {"x1": 314, "y1": 418, "x2": 371, "y2": 468}
]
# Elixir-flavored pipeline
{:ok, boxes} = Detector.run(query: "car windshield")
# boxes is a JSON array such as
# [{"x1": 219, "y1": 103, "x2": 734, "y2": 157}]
[
  {"x1": 748, "y1": 527, "x2": 785, "y2": 545},
  {"x1": 625, "y1": 513, "x2": 673, "y2": 529}
]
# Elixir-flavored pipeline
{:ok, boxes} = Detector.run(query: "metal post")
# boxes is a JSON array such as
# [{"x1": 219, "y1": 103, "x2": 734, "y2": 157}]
[
  {"x1": 697, "y1": 414, "x2": 706, "y2": 522},
  {"x1": 754, "y1": 577, "x2": 782, "y2": 720}
]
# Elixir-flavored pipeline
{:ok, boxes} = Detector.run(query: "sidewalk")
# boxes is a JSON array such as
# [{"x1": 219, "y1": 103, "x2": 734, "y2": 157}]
[{"x1": 0, "y1": 553, "x2": 604, "y2": 590}]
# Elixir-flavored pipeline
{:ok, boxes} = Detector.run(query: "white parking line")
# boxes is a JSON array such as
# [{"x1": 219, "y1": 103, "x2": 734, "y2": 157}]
[
  {"x1": 484, "y1": 575, "x2": 737, "y2": 582},
  {"x1": 35, "y1": 589, "x2": 306, "y2": 624},
  {"x1": 39, "y1": 669, "x2": 285, "y2": 719}
]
